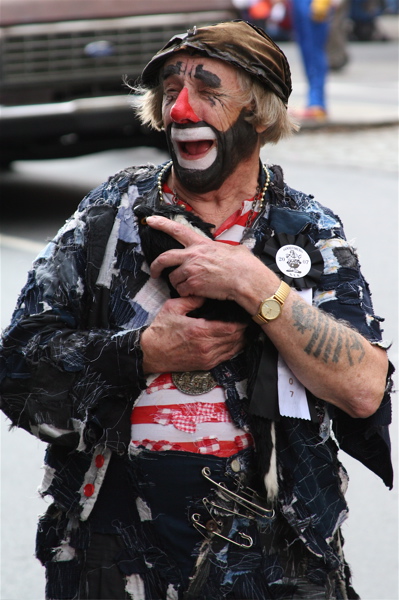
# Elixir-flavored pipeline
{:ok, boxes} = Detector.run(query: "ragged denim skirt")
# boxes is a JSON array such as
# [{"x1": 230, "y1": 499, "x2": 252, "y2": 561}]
[
  {"x1": 117, "y1": 447, "x2": 349, "y2": 599},
  {"x1": 41, "y1": 445, "x2": 354, "y2": 599}
]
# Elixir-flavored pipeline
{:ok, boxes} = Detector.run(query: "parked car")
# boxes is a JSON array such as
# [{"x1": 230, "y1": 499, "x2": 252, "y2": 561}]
[{"x1": 0, "y1": 0, "x2": 237, "y2": 164}]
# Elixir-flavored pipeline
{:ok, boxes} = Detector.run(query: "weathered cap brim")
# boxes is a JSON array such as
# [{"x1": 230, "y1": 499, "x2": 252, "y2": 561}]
[{"x1": 140, "y1": 20, "x2": 292, "y2": 105}]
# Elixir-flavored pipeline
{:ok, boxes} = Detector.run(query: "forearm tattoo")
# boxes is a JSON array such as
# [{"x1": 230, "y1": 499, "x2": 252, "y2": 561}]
[{"x1": 291, "y1": 300, "x2": 366, "y2": 365}]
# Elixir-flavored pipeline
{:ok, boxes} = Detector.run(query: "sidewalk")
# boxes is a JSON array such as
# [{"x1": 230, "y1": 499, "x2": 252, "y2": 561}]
[{"x1": 281, "y1": 14, "x2": 399, "y2": 129}]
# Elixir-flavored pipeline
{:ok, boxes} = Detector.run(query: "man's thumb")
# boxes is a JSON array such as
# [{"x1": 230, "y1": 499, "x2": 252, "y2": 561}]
[{"x1": 173, "y1": 295, "x2": 205, "y2": 315}]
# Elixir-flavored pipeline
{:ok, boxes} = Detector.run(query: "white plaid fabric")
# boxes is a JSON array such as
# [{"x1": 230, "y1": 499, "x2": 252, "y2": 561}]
[
  {"x1": 154, "y1": 403, "x2": 230, "y2": 433},
  {"x1": 234, "y1": 433, "x2": 253, "y2": 450},
  {"x1": 195, "y1": 436, "x2": 221, "y2": 454},
  {"x1": 135, "y1": 439, "x2": 182, "y2": 452}
]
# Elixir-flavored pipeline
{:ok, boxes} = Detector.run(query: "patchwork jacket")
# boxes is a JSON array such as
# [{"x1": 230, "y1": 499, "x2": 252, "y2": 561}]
[{"x1": 0, "y1": 162, "x2": 393, "y2": 562}]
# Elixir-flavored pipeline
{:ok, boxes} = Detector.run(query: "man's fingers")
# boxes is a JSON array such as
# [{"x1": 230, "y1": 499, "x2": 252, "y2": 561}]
[
  {"x1": 146, "y1": 215, "x2": 212, "y2": 278},
  {"x1": 164, "y1": 295, "x2": 205, "y2": 315},
  {"x1": 150, "y1": 248, "x2": 186, "y2": 278},
  {"x1": 146, "y1": 215, "x2": 207, "y2": 247}
]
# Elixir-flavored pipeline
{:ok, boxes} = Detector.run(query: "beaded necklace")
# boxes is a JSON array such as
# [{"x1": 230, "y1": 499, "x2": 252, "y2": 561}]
[{"x1": 156, "y1": 160, "x2": 270, "y2": 230}]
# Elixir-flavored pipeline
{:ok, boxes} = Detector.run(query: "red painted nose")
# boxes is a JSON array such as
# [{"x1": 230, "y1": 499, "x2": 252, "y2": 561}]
[{"x1": 170, "y1": 88, "x2": 201, "y2": 123}]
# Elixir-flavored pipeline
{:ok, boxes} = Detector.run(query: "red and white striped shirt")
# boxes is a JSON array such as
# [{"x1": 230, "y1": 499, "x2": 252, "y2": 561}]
[{"x1": 130, "y1": 185, "x2": 261, "y2": 457}]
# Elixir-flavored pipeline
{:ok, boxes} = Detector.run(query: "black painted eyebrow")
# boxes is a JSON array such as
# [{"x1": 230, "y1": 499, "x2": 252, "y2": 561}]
[
  {"x1": 162, "y1": 62, "x2": 221, "y2": 89},
  {"x1": 194, "y1": 65, "x2": 221, "y2": 88},
  {"x1": 162, "y1": 62, "x2": 183, "y2": 80}
]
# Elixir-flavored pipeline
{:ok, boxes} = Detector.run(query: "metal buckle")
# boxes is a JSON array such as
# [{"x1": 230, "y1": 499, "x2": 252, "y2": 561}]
[{"x1": 171, "y1": 371, "x2": 217, "y2": 395}]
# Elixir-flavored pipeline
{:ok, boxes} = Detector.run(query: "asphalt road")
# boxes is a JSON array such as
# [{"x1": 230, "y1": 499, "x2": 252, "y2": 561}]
[{"x1": 1, "y1": 93, "x2": 398, "y2": 600}]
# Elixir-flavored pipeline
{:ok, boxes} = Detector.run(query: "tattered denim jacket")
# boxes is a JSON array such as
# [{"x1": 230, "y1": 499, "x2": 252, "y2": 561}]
[{"x1": 0, "y1": 162, "x2": 393, "y2": 565}]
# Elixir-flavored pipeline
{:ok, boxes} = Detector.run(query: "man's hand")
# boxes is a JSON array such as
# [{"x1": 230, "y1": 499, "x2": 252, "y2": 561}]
[
  {"x1": 143, "y1": 216, "x2": 389, "y2": 419},
  {"x1": 145, "y1": 214, "x2": 263, "y2": 306},
  {"x1": 140, "y1": 296, "x2": 247, "y2": 375}
]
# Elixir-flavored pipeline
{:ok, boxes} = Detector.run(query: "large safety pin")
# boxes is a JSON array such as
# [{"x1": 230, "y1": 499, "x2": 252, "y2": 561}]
[
  {"x1": 202, "y1": 497, "x2": 256, "y2": 520},
  {"x1": 201, "y1": 467, "x2": 275, "y2": 519},
  {"x1": 191, "y1": 513, "x2": 253, "y2": 549}
]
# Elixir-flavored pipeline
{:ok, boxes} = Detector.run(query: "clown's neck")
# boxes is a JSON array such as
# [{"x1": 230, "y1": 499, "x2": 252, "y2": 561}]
[{"x1": 168, "y1": 162, "x2": 260, "y2": 229}]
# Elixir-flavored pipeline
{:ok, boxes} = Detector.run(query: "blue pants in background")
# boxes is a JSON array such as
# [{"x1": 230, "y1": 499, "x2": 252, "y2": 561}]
[{"x1": 292, "y1": 0, "x2": 330, "y2": 109}]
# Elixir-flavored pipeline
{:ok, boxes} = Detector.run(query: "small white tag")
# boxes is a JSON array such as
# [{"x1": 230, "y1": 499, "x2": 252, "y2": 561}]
[
  {"x1": 278, "y1": 289, "x2": 312, "y2": 420},
  {"x1": 278, "y1": 356, "x2": 311, "y2": 420}
]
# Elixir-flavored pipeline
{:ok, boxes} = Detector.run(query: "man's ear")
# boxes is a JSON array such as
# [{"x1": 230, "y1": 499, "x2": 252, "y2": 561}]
[{"x1": 245, "y1": 101, "x2": 267, "y2": 134}]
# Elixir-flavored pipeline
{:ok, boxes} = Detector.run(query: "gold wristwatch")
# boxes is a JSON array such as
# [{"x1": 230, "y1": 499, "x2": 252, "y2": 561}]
[{"x1": 252, "y1": 281, "x2": 291, "y2": 325}]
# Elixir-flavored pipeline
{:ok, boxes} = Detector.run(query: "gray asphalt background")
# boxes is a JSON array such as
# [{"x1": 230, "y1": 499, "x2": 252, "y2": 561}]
[{"x1": 1, "y1": 15, "x2": 398, "y2": 600}]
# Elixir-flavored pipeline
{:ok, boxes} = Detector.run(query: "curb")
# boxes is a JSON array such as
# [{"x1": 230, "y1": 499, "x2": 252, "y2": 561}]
[{"x1": 298, "y1": 119, "x2": 399, "y2": 132}]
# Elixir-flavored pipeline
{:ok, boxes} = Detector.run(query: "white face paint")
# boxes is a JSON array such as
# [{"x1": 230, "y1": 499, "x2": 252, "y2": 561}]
[{"x1": 170, "y1": 125, "x2": 217, "y2": 171}]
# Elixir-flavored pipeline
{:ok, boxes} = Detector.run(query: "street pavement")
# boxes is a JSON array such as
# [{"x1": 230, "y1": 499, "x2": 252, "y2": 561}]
[{"x1": 1, "y1": 20, "x2": 398, "y2": 600}]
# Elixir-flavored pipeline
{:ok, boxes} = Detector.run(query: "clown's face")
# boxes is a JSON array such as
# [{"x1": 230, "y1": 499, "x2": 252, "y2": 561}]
[{"x1": 161, "y1": 53, "x2": 260, "y2": 193}]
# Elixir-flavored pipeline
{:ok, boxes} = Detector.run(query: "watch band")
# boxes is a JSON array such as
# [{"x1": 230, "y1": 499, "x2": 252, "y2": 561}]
[
  {"x1": 273, "y1": 280, "x2": 291, "y2": 306},
  {"x1": 252, "y1": 280, "x2": 291, "y2": 325}
]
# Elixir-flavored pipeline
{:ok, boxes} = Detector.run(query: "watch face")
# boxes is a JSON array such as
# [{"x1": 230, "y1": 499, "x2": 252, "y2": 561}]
[{"x1": 261, "y1": 298, "x2": 281, "y2": 321}]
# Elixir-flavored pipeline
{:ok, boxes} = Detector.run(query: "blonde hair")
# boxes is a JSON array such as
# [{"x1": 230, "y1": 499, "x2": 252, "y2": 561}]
[{"x1": 130, "y1": 61, "x2": 298, "y2": 146}]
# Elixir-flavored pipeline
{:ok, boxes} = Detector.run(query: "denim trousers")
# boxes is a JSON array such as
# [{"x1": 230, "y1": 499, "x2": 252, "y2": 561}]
[{"x1": 292, "y1": 0, "x2": 330, "y2": 108}]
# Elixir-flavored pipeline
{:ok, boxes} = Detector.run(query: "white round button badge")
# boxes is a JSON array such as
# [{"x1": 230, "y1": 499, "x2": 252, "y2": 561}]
[{"x1": 275, "y1": 244, "x2": 311, "y2": 279}]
